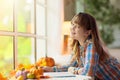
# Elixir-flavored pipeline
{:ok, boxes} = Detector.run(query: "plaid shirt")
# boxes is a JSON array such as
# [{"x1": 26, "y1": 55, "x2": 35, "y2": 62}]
[{"x1": 52, "y1": 43, "x2": 120, "y2": 80}]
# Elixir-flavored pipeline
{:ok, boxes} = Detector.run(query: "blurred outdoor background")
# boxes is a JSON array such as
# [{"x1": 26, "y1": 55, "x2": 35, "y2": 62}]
[{"x1": 0, "y1": 0, "x2": 120, "y2": 76}]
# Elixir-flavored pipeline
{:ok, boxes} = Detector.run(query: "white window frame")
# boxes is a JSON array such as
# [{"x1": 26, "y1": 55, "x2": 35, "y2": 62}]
[{"x1": 0, "y1": 0, "x2": 47, "y2": 69}]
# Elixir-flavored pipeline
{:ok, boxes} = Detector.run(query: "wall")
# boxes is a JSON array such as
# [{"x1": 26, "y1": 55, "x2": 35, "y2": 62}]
[
  {"x1": 107, "y1": 0, "x2": 120, "y2": 62},
  {"x1": 109, "y1": 49, "x2": 120, "y2": 62},
  {"x1": 46, "y1": 0, "x2": 63, "y2": 60},
  {"x1": 109, "y1": 27, "x2": 120, "y2": 48},
  {"x1": 109, "y1": 0, "x2": 120, "y2": 48}
]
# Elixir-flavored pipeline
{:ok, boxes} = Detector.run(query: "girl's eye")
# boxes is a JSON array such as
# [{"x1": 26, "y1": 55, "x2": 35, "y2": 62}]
[
  {"x1": 71, "y1": 23, "x2": 77, "y2": 26},
  {"x1": 71, "y1": 23, "x2": 75, "y2": 26}
]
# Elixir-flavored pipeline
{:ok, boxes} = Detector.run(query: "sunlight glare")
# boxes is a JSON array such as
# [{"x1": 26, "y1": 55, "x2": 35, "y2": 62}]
[{"x1": 26, "y1": 0, "x2": 32, "y2": 4}]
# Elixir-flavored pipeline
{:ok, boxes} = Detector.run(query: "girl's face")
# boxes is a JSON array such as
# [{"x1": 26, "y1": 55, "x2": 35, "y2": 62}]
[{"x1": 70, "y1": 22, "x2": 86, "y2": 41}]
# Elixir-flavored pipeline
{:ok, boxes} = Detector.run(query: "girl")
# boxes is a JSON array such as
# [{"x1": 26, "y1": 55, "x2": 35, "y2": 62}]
[{"x1": 43, "y1": 12, "x2": 120, "y2": 80}]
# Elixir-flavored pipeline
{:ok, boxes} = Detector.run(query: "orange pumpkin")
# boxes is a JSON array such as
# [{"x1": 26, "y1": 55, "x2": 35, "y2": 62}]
[
  {"x1": 36, "y1": 57, "x2": 55, "y2": 67},
  {"x1": 30, "y1": 66, "x2": 43, "y2": 78},
  {"x1": 0, "y1": 73, "x2": 7, "y2": 80},
  {"x1": 15, "y1": 64, "x2": 24, "y2": 71}
]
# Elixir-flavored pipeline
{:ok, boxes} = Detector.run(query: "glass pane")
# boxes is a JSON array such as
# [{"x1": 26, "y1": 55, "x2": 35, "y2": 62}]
[
  {"x1": 37, "y1": 0, "x2": 45, "y2": 4},
  {"x1": 0, "y1": 36, "x2": 13, "y2": 75},
  {"x1": 36, "y1": 39, "x2": 46, "y2": 60},
  {"x1": 18, "y1": 37, "x2": 35, "y2": 65},
  {"x1": 0, "y1": 0, "x2": 13, "y2": 31},
  {"x1": 36, "y1": 4, "x2": 46, "y2": 35},
  {"x1": 17, "y1": 0, "x2": 34, "y2": 33}
]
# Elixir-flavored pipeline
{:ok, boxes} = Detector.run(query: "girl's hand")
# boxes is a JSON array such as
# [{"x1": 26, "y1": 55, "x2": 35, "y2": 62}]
[
  {"x1": 68, "y1": 67, "x2": 77, "y2": 74},
  {"x1": 77, "y1": 68, "x2": 83, "y2": 74},
  {"x1": 68, "y1": 67, "x2": 84, "y2": 74},
  {"x1": 42, "y1": 66, "x2": 53, "y2": 72}
]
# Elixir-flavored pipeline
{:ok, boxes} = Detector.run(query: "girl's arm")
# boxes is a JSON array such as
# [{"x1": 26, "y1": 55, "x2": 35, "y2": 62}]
[
  {"x1": 52, "y1": 54, "x2": 78, "y2": 72},
  {"x1": 43, "y1": 54, "x2": 78, "y2": 72},
  {"x1": 79, "y1": 43, "x2": 99, "y2": 77}
]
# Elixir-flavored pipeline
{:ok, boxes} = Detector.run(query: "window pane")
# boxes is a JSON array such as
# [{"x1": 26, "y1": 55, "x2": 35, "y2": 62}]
[
  {"x1": 36, "y1": 4, "x2": 46, "y2": 35},
  {"x1": 0, "y1": 0, "x2": 13, "y2": 31},
  {"x1": 36, "y1": 39, "x2": 46, "y2": 60},
  {"x1": 37, "y1": 0, "x2": 45, "y2": 4},
  {"x1": 0, "y1": 36, "x2": 13, "y2": 75},
  {"x1": 17, "y1": 0, "x2": 34, "y2": 33},
  {"x1": 18, "y1": 37, "x2": 35, "y2": 65}
]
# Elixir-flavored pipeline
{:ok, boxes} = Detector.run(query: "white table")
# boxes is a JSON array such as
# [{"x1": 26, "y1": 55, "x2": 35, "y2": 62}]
[{"x1": 40, "y1": 72, "x2": 92, "y2": 80}]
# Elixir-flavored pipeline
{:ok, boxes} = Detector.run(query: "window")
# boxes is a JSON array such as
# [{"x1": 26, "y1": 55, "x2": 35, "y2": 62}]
[{"x1": 0, "y1": 0, "x2": 47, "y2": 75}]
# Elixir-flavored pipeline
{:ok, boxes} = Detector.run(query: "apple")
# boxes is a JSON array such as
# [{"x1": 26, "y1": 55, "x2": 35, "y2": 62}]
[
  {"x1": 27, "y1": 72, "x2": 35, "y2": 79},
  {"x1": 16, "y1": 75, "x2": 24, "y2": 80}
]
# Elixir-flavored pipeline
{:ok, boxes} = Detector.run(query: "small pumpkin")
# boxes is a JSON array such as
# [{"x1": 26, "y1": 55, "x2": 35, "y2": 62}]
[
  {"x1": 30, "y1": 66, "x2": 43, "y2": 79},
  {"x1": 36, "y1": 56, "x2": 55, "y2": 67},
  {"x1": 15, "y1": 64, "x2": 24, "y2": 71},
  {"x1": 0, "y1": 73, "x2": 7, "y2": 80}
]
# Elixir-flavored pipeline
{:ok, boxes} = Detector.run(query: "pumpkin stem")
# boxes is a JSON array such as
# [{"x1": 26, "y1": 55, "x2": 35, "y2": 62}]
[
  {"x1": 21, "y1": 68, "x2": 25, "y2": 71},
  {"x1": 35, "y1": 65, "x2": 38, "y2": 69}
]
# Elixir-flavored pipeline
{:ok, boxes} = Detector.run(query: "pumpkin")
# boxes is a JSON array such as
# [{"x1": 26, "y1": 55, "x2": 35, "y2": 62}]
[
  {"x1": 15, "y1": 64, "x2": 24, "y2": 71},
  {"x1": 24, "y1": 64, "x2": 34, "y2": 71},
  {"x1": 36, "y1": 56, "x2": 55, "y2": 67},
  {"x1": 0, "y1": 73, "x2": 7, "y2": 80},
  {"x1": 30, "y1": 66, "x2": 43, "y2": 79}
]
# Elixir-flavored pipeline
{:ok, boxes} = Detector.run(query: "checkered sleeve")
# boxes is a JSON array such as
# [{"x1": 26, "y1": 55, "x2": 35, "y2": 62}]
[
  {"x1": 52, "y1": 54, "x2": 78, "y2": 72},
  {"x1": 81, "y1": 43, "x2": 99, "y2": 77}
]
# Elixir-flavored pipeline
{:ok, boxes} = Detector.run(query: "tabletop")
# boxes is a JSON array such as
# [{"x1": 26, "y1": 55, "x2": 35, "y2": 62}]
[{"x1": 40, "y1": 72, "x2": 92, "y2": 80}]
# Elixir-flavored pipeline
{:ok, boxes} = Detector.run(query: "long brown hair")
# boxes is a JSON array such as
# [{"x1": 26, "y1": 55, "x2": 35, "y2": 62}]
[{"x1": 70, "y1": 12, "x2": 109, "y2": 63}]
